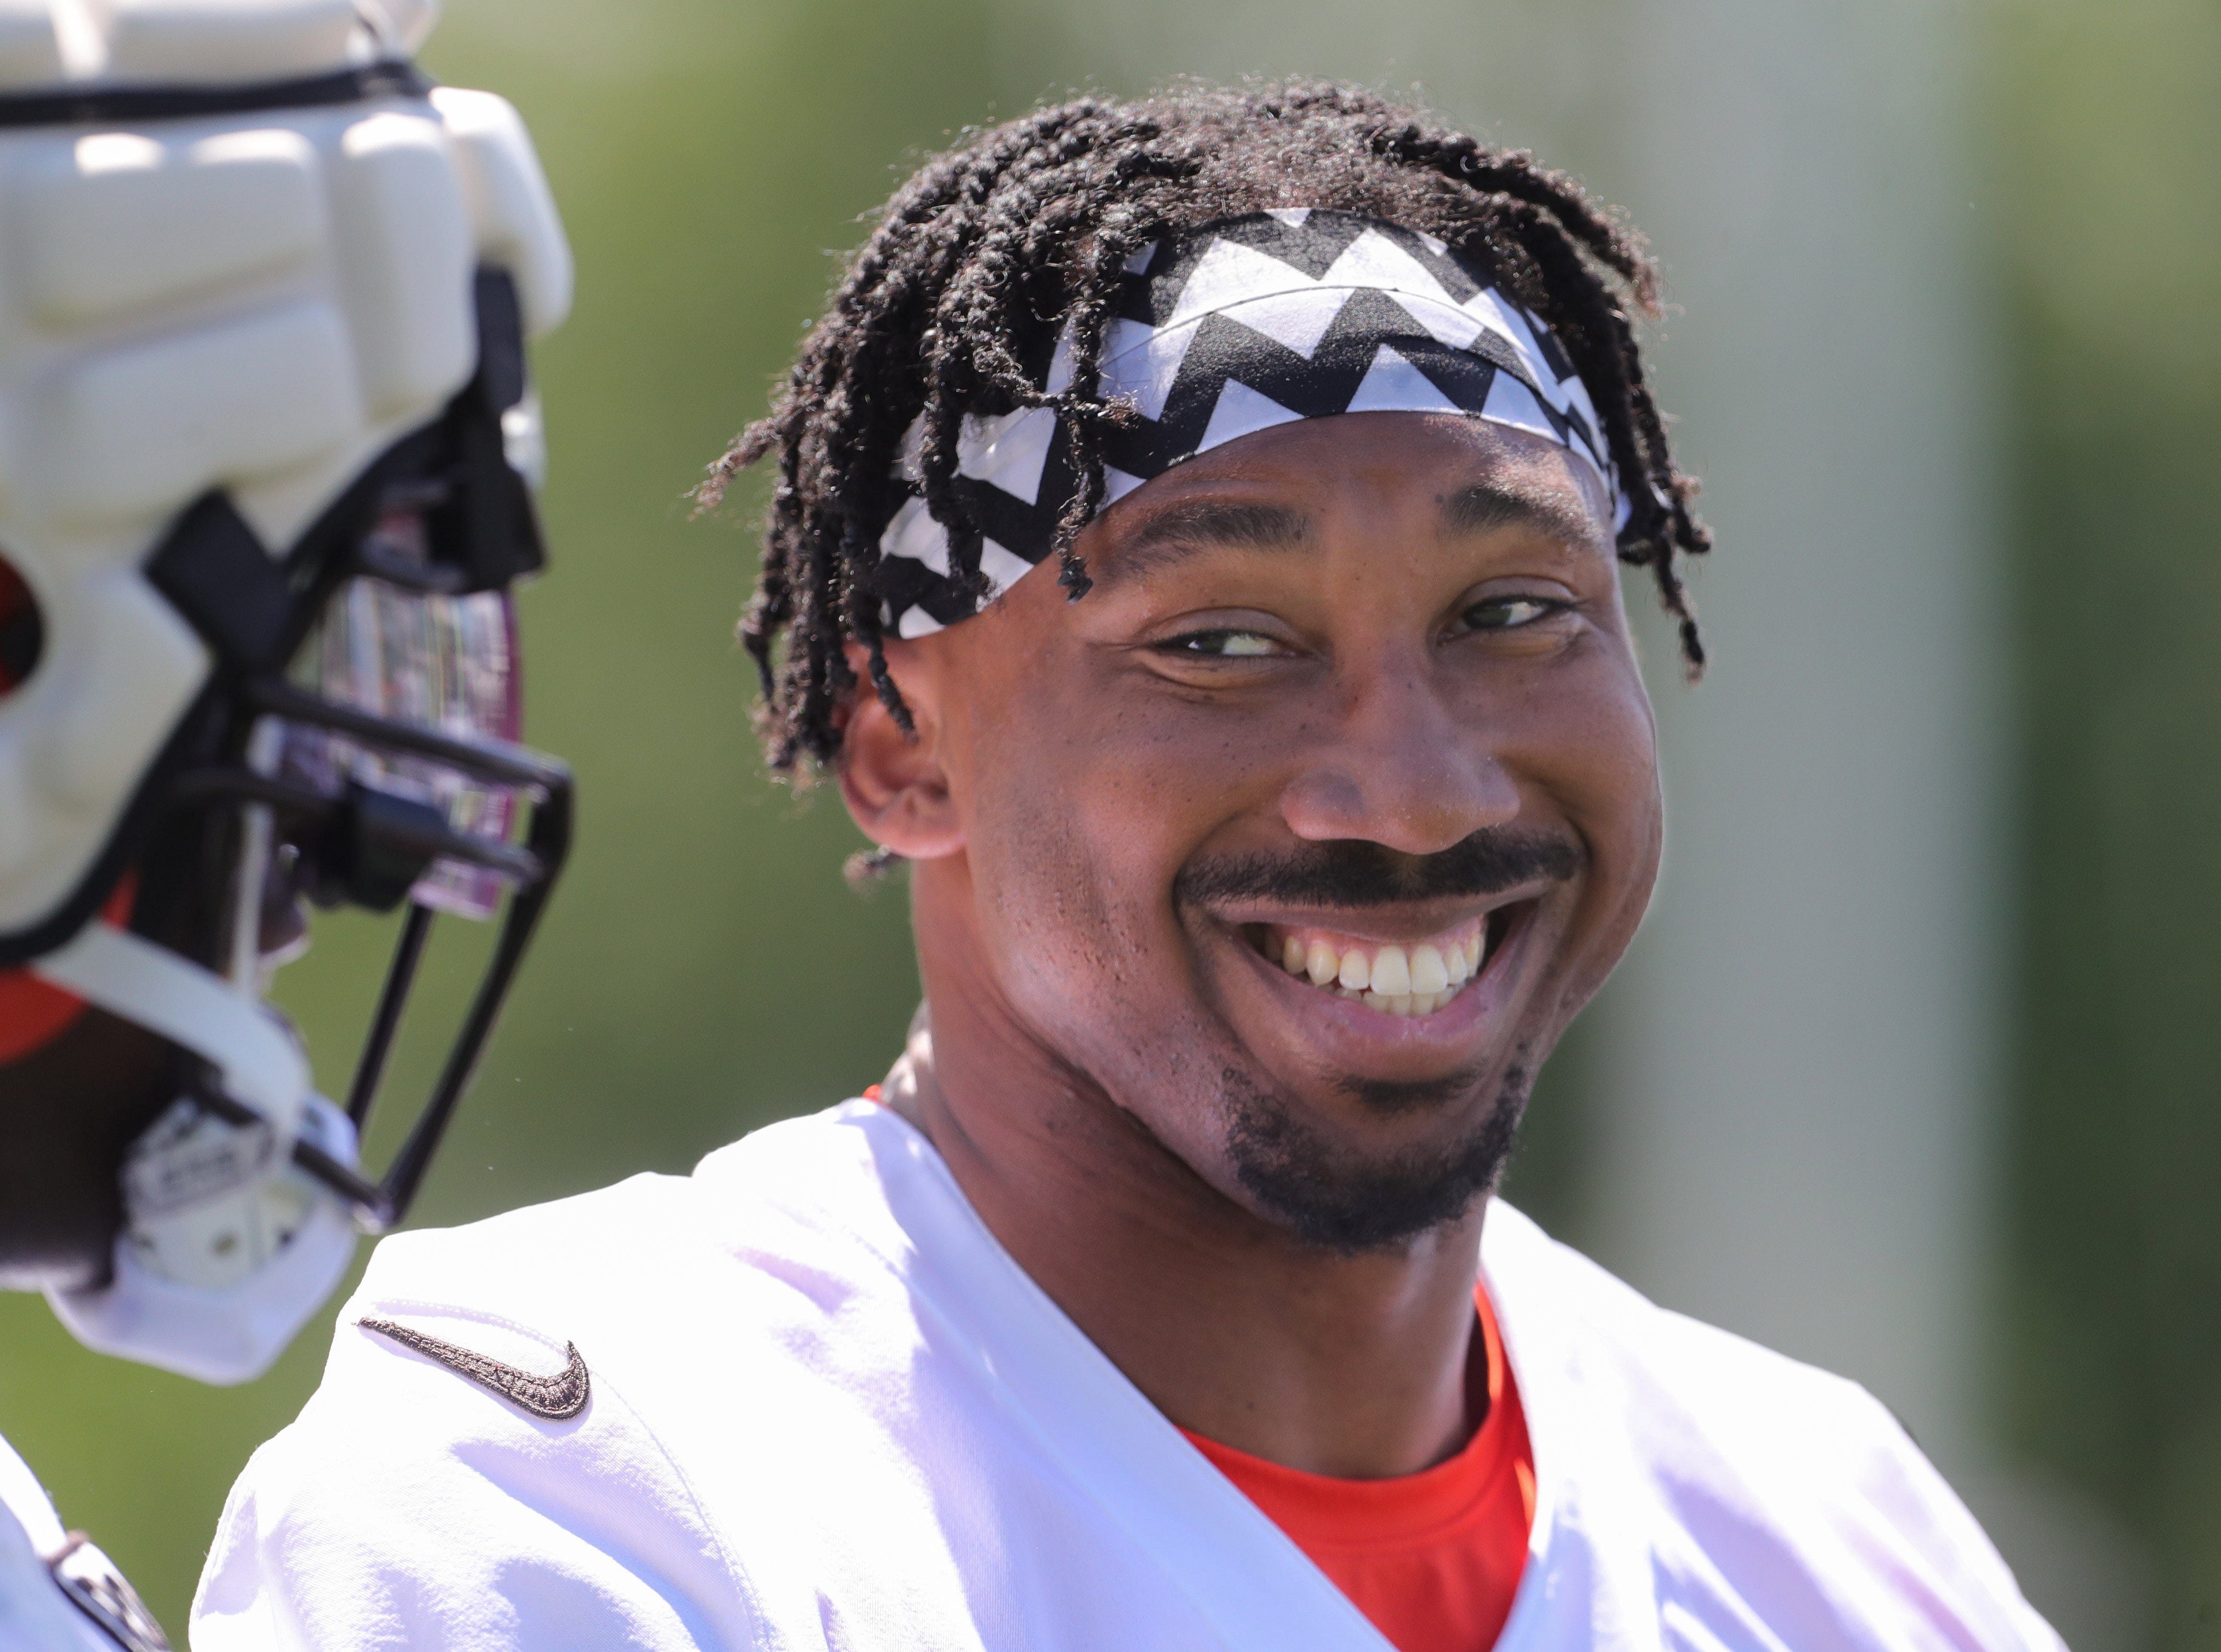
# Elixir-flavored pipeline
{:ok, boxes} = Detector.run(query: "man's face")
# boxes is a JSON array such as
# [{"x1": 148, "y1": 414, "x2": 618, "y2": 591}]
[{"x1": 869, "y1": 411, "x2": 1662, "y2": 1251}]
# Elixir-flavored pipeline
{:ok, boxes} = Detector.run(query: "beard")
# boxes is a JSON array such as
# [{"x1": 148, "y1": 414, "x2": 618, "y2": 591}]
[{"x1": 1220, "y1": 1060, "x2": 1532, "y2": 1255}]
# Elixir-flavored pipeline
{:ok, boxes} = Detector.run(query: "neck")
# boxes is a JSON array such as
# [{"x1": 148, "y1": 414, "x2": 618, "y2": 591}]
[{"x1": 882, "y1": 947, "x2": 1487, "y2": 1481}]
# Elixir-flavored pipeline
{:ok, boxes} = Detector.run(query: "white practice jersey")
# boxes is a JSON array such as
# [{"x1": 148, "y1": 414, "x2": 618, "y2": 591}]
[
  {"x1": 193, "y1": 1101, "x2": 2064, "y2": 1652},
  {"x1": 0, "y1": 1434, "x2": 168, "y2": 1651}
]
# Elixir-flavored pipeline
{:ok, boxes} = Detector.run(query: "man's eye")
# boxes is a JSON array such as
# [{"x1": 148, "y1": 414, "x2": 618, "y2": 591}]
[
  {"x1": 1162, "y1": 630, "x2": 1283, "y2": 657},
  {"x1": 1463, "y1": 596, "x2": 1560, "y2": 631}
]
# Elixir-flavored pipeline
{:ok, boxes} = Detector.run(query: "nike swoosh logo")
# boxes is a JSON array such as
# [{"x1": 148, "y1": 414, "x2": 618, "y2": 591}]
[{"x1": 359, "y1": 1316, "x2": 591, "y2": 1420}]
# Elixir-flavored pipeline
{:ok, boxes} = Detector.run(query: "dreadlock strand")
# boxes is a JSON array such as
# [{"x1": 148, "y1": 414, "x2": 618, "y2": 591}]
[
  {"x1": 1488, "y1": 203, "x2": 1655, "y2": 516},
  {"x1": 1042, "y1": 207, "x2": 1164, "y2": 599},
  {"x1": 1449, "y1": 180, "x2": 1705, "y2": 663},
  {"x1": 1373, "y1": 124, "x2": 1658, "y2": 310}
]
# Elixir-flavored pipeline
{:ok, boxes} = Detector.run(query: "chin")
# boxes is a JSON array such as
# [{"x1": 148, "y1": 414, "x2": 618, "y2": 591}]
[{"x1": 1214, "y1": 1055, "x2": 1532, "y2": 1255}]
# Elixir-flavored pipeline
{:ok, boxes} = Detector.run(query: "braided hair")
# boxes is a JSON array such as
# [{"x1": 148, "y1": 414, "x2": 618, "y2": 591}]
[{"x1": 700, "y1": 82, "x2": 1710, "y2": 777}]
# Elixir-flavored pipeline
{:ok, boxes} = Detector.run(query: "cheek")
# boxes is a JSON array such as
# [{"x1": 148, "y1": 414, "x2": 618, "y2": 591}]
[
  {"x1": 947, "y1": 659, "x2": 1184, "y2": 1012},
  {"x1": 960, "y1": 756, "x2": 1236, "y2": 1126},
  {"x1": 944, "y1": 647, "x2": 1272, "y2": 1097},
  {"x1": 1551, "y1": 684, "x2": 1659, "y2": 856},
  {"x1": 1485, "y1": 648, "x2": 1662, "y2": 973}
]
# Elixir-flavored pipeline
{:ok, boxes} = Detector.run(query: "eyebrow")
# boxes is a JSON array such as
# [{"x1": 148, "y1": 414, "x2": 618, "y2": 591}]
[
  {"x1": 1094, "y1": 477, "x2": 1604, "y2": 588},
  {"x1": 1094, "y1": 498, "x2": 1314, "y2": 586},
  {"x1": 1441, "y1": 480, "x2": 1606, "y2": 550}
]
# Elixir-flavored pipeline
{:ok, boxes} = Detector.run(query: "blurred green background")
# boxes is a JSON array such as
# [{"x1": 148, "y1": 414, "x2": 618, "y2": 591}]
[
  {"x1": 0, "y1": 0, "x2": 2216, "y2": 1643},
  {"x1": 1996, "y1": 0, "x2": 2221, "y2": 1635}
]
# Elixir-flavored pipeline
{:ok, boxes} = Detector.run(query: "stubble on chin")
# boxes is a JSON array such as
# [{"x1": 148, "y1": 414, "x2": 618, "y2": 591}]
[{"x1": 1219, "y1": 1058, "x2": 1533, "y2": 1256}]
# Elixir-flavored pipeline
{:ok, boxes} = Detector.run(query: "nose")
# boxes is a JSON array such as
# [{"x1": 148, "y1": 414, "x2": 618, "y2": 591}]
[{"x1": 1276, "y1": 653, "x2": 1521, "y2": 856}]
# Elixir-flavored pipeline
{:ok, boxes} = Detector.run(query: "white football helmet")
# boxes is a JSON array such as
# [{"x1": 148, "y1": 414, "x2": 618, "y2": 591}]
[{"x1": 0, "y1": 0, "x2": 572, "y2": 1389}]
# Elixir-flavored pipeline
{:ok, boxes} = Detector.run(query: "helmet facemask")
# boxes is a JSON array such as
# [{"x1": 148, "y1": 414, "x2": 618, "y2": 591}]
[{"x1": 3, "y1": 272, "x2": 571, "y2": 1381}]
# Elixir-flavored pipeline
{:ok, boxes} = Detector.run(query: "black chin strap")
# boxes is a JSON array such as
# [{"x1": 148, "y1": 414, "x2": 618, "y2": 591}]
[{"x1": 0, "y1": 58, "x2": 429, "y2": 131}]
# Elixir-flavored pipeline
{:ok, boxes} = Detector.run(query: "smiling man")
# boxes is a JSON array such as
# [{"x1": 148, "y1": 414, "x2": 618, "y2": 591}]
[{"x1": 198, "y1": 84, "x2": 2061, "y2": 1652}]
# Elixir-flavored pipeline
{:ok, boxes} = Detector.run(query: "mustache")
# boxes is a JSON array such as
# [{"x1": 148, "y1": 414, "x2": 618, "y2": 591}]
[{"x1": 1173, "y1": 827, "x2": 1582, "y2": 911}]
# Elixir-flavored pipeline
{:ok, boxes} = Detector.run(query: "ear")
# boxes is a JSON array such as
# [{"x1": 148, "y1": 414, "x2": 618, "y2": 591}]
[{"x1": 837, "y1": 640, "x2": 965, "y2": 861}]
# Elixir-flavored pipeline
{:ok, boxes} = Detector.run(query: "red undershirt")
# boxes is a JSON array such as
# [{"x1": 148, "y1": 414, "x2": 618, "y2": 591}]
[
  {"x1": 1185, "y1": 1284, "x2": 1535, "y2": 1652},
  {"x1": 856, "y1": 1089, "x2": 1535, "y2": 1650}
]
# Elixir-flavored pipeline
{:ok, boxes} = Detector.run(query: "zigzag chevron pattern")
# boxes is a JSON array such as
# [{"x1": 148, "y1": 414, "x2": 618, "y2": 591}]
[{"x1": 877, "y1": 209, "x2": 1624, "y2": 639}]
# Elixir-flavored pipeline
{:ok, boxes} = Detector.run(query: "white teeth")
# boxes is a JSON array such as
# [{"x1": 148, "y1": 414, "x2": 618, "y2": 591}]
[
  {"x1": 1270, "y1": 925, "x2": 1496, "y2": 1010},
  {"x1": 1409, "y1": 944, "x2": 1449, "y2": 996},
  {"x1": 1369, "y1": 945, "x2": 1411, "y2": 997}
]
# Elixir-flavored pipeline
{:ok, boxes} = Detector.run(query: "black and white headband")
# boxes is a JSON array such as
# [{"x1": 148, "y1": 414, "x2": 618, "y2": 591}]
[{"x1": 876, "y1": 208, "x2": 1626, "y2": 639}]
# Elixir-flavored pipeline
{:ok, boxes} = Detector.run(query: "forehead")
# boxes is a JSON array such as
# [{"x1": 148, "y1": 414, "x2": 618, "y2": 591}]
[{"x1": 1077, "y1": 410, "x2": 1614, "y2": 579}]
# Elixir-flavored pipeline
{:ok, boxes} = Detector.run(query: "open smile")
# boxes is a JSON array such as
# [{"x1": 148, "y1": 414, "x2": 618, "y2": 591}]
[
  {"x1": 1186, "y1": 891, "x2": 1545, "y2": 1077},
  {"x1": 1241, "y1": 908, "x2": 1522, "y2": 1018}
]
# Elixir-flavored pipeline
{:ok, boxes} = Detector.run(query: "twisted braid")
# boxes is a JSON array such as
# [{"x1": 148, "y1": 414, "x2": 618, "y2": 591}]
[{"x1": 702, "y1": 82, "x2": 1711, "y2": 776}]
